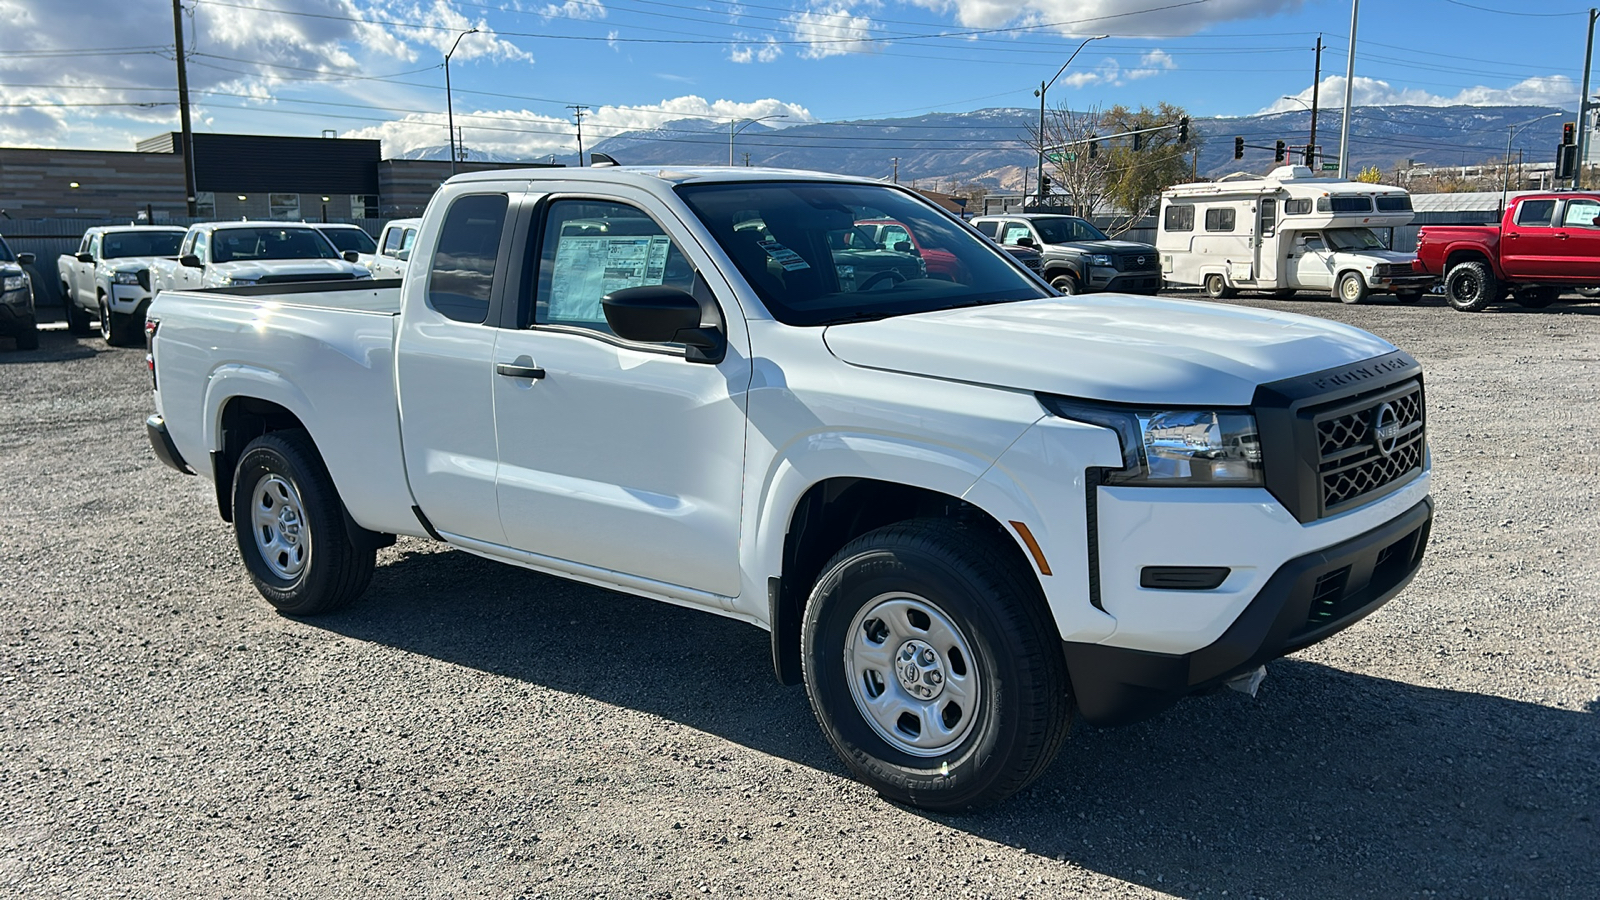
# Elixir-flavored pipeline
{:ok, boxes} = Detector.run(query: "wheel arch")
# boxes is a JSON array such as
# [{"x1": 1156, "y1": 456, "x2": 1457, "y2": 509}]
[
  {"x1": 768, "y1": 477, "x2": 1037, "y2": 686},
  {"x1": 211, "y1": 394, "x2": 313, "y2": 523},
  {"x1": 1443, "y1": 246, "x2": 1499, "y2": 280}
]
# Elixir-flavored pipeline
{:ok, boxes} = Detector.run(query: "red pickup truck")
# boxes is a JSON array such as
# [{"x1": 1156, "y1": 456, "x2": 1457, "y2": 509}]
[{"x1": 1416, "y1": 192, "x2": 1600, "y2": 311}]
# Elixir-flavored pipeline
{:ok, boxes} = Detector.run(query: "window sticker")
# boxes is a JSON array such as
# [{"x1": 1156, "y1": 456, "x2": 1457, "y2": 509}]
[
  {"x1": 549, "y1": 234, "x2": 673, "y2": 323},
  {"x1": 758, "y1": 239, "x2": 811, "y2": 271}
]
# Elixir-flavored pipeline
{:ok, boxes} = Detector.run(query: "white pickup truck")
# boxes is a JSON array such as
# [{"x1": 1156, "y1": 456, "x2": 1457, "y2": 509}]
[
  {"x1": 58, "y1": 225, "x2": 187, "y2": 345},
  {"x1": 145, "y1": 166, "x2": 1433, "y2": 811},
  {"x1": 150, "y1": 221, "x2": 372, "y2": 297}
]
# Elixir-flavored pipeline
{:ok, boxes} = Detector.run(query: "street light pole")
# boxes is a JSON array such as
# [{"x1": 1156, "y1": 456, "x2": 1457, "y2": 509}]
[
  {"x1": 730, "y1": 115, "x2": 788, "y2": 165},
  {"x1": 1338, "y1": 0, "x2": 1358, "y2": 179},
  {"x1": 1035, "y1": 34, "x2": 1109, "y2": 207},
  {"x1": 1576, "y1": 8, "x2": 1598, "y2": 188},
  {"x1": 1503, "y1": 112, "x2": 1562, "y2": 215},
  {"x1": 444, "y1": 28, "x2": 479, "y2": 177}
]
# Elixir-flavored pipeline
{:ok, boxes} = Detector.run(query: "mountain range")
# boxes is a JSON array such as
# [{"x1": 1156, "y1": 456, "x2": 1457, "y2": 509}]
[{"x1": 432, "y1": 104, "x2": 1576, "y2": 190}]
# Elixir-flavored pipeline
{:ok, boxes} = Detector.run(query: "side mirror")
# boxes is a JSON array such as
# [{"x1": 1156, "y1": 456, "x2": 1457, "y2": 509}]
[
  {"x1": 18, "y1": 252, "x2": 36, "y2": 266},
  {"x1": 75, "y1": 252, "x2": 94, "y2": 264},
  {"x1": 180, "y1": 254, "x2": 203, "y2": 269},
  {"x1": 1014, "y1": 236, "x2": 1036, "y2": 248},
  {"x1": 395, "y1": 248, "x2": 411, "y2": 262},
  {"x1": 602, "y1": 284, "x2": 726, "y2": 364},
  {"x1": 342, "y1": 250, "x2": 360, "y2": 263},
  {"x1": 893, "y1": 241, "x2": 913, "y2": 254}
]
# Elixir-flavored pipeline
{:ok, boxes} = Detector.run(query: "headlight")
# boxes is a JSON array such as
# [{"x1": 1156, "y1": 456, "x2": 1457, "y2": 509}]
[
  {"x1": 2, "y1": 275, "x2": 24, "y2": 292},
  {"x1": 113, "y1": 271, "x2": 142, "y2": 285},
  {"x1": 1041, "y1": 397, "x2": 1263, "y2": 486},
  {"x1": 1087, "y1": 254, "x2": 1113, "y2": 267},
  {"x1": 220, "y1": 275, "x2": 258, "y2": 286}
]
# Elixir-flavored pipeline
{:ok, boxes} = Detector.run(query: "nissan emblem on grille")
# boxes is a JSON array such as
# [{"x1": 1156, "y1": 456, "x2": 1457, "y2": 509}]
[
  {"x1": 1372, "y1": 402, "x2": 1401, "y2": 457},
  {"x1": 1136, "y1": 256, "x2": 1146, "y2": 266}
]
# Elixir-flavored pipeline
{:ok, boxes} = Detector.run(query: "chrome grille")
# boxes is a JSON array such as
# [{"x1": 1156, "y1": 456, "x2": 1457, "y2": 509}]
[{"x1": 1314, "y1": 382, "x2": 1425, "y2": 514}]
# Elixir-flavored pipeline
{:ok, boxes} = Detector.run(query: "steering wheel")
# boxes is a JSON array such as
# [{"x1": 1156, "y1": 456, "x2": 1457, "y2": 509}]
[{"x1": 858, "y1": 269, "x2": 905, "y2": 291}]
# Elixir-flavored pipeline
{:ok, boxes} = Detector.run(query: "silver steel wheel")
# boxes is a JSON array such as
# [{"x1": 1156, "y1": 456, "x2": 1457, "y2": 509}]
[
  {"x1": 844, "y1": 592, "x2": 982, "y2": 757},
  {"x1": 1339, "y1": 273, "x2": 1365, "y2": 303},
  {"x1": 250, "y1": 473, "x2": 311, "y2": 582}
]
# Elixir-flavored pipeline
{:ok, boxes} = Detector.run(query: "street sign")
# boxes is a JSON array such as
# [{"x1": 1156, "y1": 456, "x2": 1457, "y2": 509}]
[
  {"x1": 1045, "y1": 152, "x2": 1077, "y2": 162},
  {"x1": 1046, "y1": 152, "x2": 1061, "y2": 162},
  {"x1": 1322, "y1": 163, "x2": 1339, "y2": 171}
]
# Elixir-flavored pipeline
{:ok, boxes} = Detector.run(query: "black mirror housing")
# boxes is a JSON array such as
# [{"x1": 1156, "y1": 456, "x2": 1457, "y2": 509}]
[
  {"x1": 18, "y1": 252, "x2": 36, "y2": 265},
  {"x1": 75, "y1": 252, "x2": 94, "y2": 264},
  {"x1": 180, "y1": 254, "x2": 203, "y2": 269},
  {"x1": 602, "y1": 284, "x2": 726, "y2": 363},
  {"x1": 342, "y1": 250, "x2": 361, "y2": 263},
  {"x1": 1015, "y1": 236, "x2": 1036, "y2": 248}
]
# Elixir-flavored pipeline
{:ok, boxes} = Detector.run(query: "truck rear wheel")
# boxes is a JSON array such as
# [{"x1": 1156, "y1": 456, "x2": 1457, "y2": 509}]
[
  {"x1": 12, "y1": 315, "x2": 39, "y2": 351},
  {"x1": 232, "y1": 430, "x2": 374, "y2": 616},
  {"x1": 1515, "y1": 286, "x2": 1558, "y2": 309},
  {"x1": 1204, "y1": 274, "x2": 1237, "y2": 299},
  {"x1": 800, "y1": 519, "x2": 1072, "y2": 811},
  {"x1": 61, "y1": 290, "x2": 93, "y2": 335},
  {"x1": 1444, "y1": 261, "x2": 1497, "y2": 312}
]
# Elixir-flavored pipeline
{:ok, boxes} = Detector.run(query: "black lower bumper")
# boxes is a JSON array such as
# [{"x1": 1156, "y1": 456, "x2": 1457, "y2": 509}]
[
  {"x1": 146, "y1": 414, "x2": 194, "y2": 474},
  {"x1": 1063, "y1": 496, "x2": 1433, "y2": 726},
  {"x1": 1091, "y1": 271, "x2": 1162, "y2": 293}
]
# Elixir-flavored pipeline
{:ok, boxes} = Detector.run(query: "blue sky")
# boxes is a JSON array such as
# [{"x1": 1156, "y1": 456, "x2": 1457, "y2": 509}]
[{"x1": 0, "y1": 0, "x2": 1591, "y2": 160}]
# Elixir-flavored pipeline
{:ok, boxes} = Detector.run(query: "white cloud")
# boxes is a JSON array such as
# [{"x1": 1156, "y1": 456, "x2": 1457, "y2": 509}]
[
  {"x1": 729, "y1": 35, "x2": 784, "y2": 64},
  {"x1": 542, "y1": 0, "x2": 607, "y2": 22},
  {"x1": 785, "y1": 5, "x2": 877, "y2": 59},
  {"x1": 905, "y1": 0, "x2": 1305, "y2": 36},
  {"x1": 1258, "y1": 74, "x2": 1578, "y2": 114},
  {"x1": 1048, "y1": 50, "x2": 1176, "y2": 89},
  {"x1": 342, "y1": 95, "x2": 814, "y2": 158},
  {"x1": 1128, "y1": 49, "x2": 1176, "y2": 80}
]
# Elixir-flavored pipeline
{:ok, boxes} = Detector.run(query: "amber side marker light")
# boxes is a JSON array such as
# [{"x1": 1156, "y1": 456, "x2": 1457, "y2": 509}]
[{"x1": 1008, "y1": 520, "x2": 1052, "y2": 576}]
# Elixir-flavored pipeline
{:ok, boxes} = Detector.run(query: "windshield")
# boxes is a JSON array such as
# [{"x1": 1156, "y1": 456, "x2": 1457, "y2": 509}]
[
  {"x1": 0, "y1": 237, "x2": 13, "y2": 263},
  {"x1": 1032, "y1": 216, "x2": 1108, "y2": 244},
  {"x1": 321, "y1": 228, "x2": 377, "y2": 254},
  {"x1": 102, "y1": 231, "x2": 184, "y2": 259},
  {"x1": 211, "y1": 227, "x2": 339, "y2": 263},
  {"x1": 1324, "y1": 228, "x2": 1386, "y2": 251},
  {"x1": 677, "y1": 182, "x2": 1050, "y2": 326}
]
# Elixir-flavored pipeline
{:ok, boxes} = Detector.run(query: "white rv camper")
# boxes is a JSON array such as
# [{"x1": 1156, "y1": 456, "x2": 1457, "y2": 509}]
[{"x1": 1156, "y1": 165, "x2": 1435, "y2": 303}]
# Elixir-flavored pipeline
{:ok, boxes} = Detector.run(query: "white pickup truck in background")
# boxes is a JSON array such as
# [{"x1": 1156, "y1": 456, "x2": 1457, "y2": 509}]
[
  {"x1": 145, "y1": 166, "x2": 1433, "y2": 811},
  {"x1": 367, "y1": 217, "x2": 420, "y2": 280},
  {"x1": 58, "y1": 225, "x2": 187, "y2": 345},
  {"x1": 312, "y1": 223, "x2": 380, "y2": 272},
  {"x1": 150, "y1": 221, "x2": 372, "y2": 297}
]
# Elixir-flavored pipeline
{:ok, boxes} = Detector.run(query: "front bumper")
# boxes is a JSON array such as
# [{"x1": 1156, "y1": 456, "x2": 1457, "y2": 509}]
[
  {"x1": 108, "y1": 282, "x2": 153, "y2": 314},
  {"x1": 1369, "y1": 273, "x2": 1436, "y2": 293},
  {"x1": 1062, "y1": 496, "x2": 1432, "y2": 725},
  {"x1": 1087, "y1": 267, "x2": 1162, "y2": 293}
]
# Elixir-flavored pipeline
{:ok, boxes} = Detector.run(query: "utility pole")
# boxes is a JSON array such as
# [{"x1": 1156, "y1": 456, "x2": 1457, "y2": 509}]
[
  {"x1": 567, "y1": 105, "x2": 589, "y2": 166},
  {"x1": 444, "y1": 28, "x2": 478, "y2": 177},
  {"x1": 891, "y1": 157, "x2": 899, "y2": 183},
  {"x1": 171, "y1": 0, "x2": 197, "y2": 217},
  {"x1": 1577, "y1": 8, "x2": 1598, "y2": 188},
  {"x1": 1339, "y1": 0, "x2": 1359, "y2": 179},
  {"x1": 742, "y1": 152, "x2": 751, "y2": 166},
  {"x1": 1309, "y1": 35, "x2": 1322, "y2": 167}
]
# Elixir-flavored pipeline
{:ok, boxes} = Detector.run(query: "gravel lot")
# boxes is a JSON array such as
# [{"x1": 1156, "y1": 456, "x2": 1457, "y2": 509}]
[{"x1": 2, "y1": 293, "x2": 1596, "y2": 899}]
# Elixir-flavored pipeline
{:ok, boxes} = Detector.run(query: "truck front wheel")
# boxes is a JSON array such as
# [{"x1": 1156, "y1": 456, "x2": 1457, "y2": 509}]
[
  {"x1": 1444, "y1": 262, "x2": 1498, "y2": 312},
  {"x1": 98, "y1": 294, "x2": 142, "y2": 347},
  {"x1": 1337, "y1": 272, "x2": 1369, "y2": 305},
  {"x1": 801, "y1": 519, "x2": 1072, "y2": 811},
  {"x1": 232, "y1": 430, "x2": 374, "y2": 616}
]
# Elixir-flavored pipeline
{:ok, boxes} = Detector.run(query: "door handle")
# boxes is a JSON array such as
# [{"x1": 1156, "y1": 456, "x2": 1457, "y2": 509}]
[
  {"x1": 495, "y1": 363, "x2": 546, "y2": 379},
  {"x1": 1557, "y1": 233, "x2": 1570, "y2": 240}
]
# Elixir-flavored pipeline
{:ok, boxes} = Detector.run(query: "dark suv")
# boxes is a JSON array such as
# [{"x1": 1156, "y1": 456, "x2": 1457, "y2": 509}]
[
  {"x1": 0, "y1": 234, "x2": 38, "y2": 351},
  {"x1": 970, "y1": 213, "x2": 1160, "y2": 295}
]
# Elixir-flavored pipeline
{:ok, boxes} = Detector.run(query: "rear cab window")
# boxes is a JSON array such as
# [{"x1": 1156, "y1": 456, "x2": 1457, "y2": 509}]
[{"x1": 427, "y1": 194, "x2": 508, "y2": 324}]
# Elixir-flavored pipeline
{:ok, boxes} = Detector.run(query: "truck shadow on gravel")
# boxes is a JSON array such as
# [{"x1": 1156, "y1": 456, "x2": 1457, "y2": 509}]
[
  {"x1": 325, "y1": 547, "x2": 1597, "y2": 899},
  {"x1": 0, "y1": 329, "x2": 101, "y2": 364}
]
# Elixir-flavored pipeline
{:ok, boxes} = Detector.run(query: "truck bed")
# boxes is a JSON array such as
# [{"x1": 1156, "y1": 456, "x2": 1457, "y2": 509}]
[{"x1": 150, "y1": 281, "x2": 420, "y2": 537}]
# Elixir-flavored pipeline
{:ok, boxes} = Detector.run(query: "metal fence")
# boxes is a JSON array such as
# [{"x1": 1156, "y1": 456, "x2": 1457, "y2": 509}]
[{"x1": 3, "y1": 216, "x2": 386, "y2": 308}]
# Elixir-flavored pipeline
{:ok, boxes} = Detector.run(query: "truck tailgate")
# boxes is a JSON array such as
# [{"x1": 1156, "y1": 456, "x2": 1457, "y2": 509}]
[{"x1": 151, "y1": 285, "x2": 417, "y2": 536}]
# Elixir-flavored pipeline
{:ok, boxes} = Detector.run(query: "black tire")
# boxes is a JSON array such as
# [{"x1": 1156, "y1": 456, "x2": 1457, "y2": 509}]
[
  {"x1": 232, "y1": 430, "x2": 374, "y2": 616},
  {"x1": 61, "y1": 289, "x2": 93, "y2": 335},
  {"x1": 1444, "y1": 261, "x2": 1498, "y2": 312},
  {"x1": 98, "y1": 295, "x2": 141, "y2": 347},
  {"x1": 1394, "y1": 290, "x2": 1424, "y2": 304},
  {"x1": 1337, "y1": 271, "x2": 1369, "y2": 305},
  {"x1": 1515, "y1": 286, "x2": 1558, "y2": 309},
  {"x1": 1050, "y1": 273, "x2": 1080, "y2": 295},
  {"x1": 801, "y1": 518, "x2": 1072, "y2": 812},
  {"x1": 12, "y1": 315, "x2": 39, "y2": 351},
  {"x1": 1204, "y1": 273, "x2": 1236, "y2": 299}
]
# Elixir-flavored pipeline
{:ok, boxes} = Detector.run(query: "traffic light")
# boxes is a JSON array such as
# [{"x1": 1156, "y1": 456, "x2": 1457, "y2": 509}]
[
  {"x1": 1177, "y1": 117, "x2": 1189, "y2": 144},
  {"x1": 1274, "y1": 140, "x2": 1286, "y2": 163},
  {"x1": 1132, "y1": 132, "x2": 1142, "y2": 151},
  {"x1": 1041, "y1": 172, "x2": 1053, "y2": 194},
  {"x1": 1089, "y1": 137, "x2": 1099, "y2": 158},
  {"x1": 1234, "y1": 136, "x2": 1244, "y2": 160},
  {"x1": 1563, "y1": 122, "x2": 1576, "y2": 145},
  {"x1": 1303, "y1": 144, "x2": 1315, "y2": 166}
]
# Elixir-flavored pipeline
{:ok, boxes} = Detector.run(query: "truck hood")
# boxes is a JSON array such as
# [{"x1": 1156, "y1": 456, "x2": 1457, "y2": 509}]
[
  {"x1": 99, "y1": 256, "x2": 176, "y2": 273},
  {"x1": 1045, "y1": 239, "x2": 1153, "y2": 254},
  {"x1": 822, "y1": 294, "x2": 1397, "y2": 407},
  {"x1": 210, "y1": 259, "x2": 361, "y2": 280},
  {"x1": 1338, "y1": 249, "x2": 1416, "y2": 265}
]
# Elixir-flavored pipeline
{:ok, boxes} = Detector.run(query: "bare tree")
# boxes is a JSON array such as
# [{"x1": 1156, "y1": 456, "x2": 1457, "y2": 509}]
[{"x1": 1028, "y1": 103, "x2": 1113, "y2": 218}]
